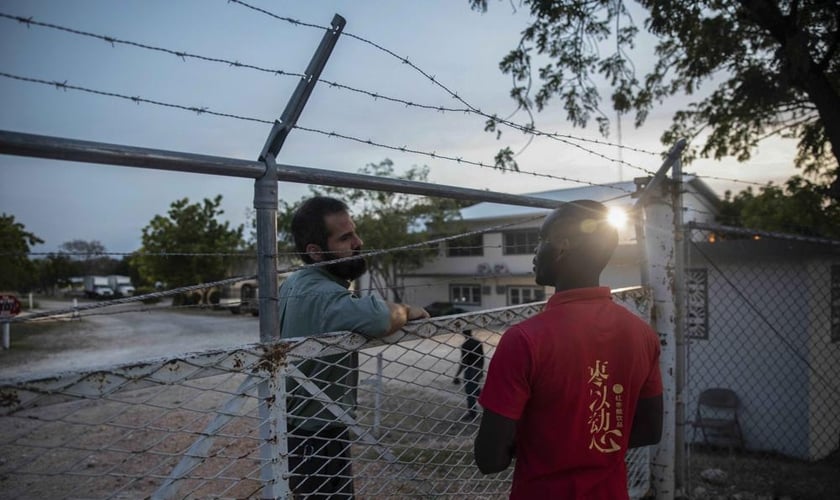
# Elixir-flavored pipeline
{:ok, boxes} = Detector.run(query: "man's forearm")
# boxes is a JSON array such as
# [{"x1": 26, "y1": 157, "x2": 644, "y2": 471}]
[{"x1": 386, "y1": 302, "x2": 410, "y2": 334}]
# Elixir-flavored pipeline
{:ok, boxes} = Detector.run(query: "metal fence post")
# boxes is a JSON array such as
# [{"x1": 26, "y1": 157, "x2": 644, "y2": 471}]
[
  {"x1": 672, "y1": 152, "x2": 688, "y2": 496},
  {"x1": 254, "y1": 153, "x2": 285, "y2": 498},
  {"x1": 256, "y1": 356, "x2": 288, "y2": 499},
  {"x1": 255, "y1": 15, "x2": 346, "y2": 498},
  {"x1": 635, "y1": 139, "x2": 685, "y2": 500},
  {"x1": 643, "y1": 183, "x2": 677, "y2": 499}
]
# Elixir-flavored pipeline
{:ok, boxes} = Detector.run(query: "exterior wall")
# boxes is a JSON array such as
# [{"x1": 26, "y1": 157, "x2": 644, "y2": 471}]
[
  {"x1": 404, "y1": 227, "x2": 644, "y2": 310},
  {"x1": 686, "y1": 241, "x2": 840, "y2": 460},
  {"x1": 687, "y1": 257, "x2": 810, "y2": 457},
  {"x1": 407, "y1": 179, "x2": 717, "y2": 304},
  {"x1": 806, "y1": 260, "x2": 840, "y2": 459}
]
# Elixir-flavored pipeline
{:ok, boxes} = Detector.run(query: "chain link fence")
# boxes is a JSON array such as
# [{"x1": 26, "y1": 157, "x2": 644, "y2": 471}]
[
  {"x1": 684, "y1": 226, "x2": 840, "y2": 463},
  {"x1": 1, "y1": 288, "x2": 654, "y2": 499}
]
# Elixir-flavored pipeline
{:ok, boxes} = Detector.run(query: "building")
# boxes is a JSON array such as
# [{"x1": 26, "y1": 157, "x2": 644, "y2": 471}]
[
  {"x1": 684, "y1": 234, "x2": 840, "y2": 460},
  {"x1": 397, "y1": 176, "x2": 720, "y2": 310}
]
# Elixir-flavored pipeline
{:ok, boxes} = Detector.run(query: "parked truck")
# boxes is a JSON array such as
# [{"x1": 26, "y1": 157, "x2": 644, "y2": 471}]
[
  {"x1": 107, "y1": 275, "x2": 135, "y2": 297},
  {"x1": 219, "y1": 279, "x2": 259, "y2": 316},
  {"x1": 83, "y1": 275, "x2": 113, "y2": 298},
  {"x1": 218, "y1": 273, "x2": 288, "y2": 316}
]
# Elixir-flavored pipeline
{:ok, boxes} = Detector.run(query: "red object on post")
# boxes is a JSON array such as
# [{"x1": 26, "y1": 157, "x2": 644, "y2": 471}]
[{"x1": 0, "y1": 294, "x2": 22, "y2": 318}]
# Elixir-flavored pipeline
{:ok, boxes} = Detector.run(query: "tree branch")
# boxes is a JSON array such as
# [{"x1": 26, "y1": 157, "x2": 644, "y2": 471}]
[{"x1": 816, "y1": 11, "x2": 840, "y2": 71}]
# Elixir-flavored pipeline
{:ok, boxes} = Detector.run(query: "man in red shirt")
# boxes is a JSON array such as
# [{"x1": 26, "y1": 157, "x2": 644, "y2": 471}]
[{"x1": 474, "y1": 200, "x2": 663, "y2": 499}]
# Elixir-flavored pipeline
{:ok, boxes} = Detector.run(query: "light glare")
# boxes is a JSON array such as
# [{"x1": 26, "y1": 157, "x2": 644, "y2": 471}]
[{"x1": 607, "y1": 207, "x2": 627, "y2": 229}]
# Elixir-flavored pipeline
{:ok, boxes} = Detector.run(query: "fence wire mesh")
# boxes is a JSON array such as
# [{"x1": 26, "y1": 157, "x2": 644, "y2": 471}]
[
  {"x1": 1, "y1": 289, "x2": 653, "y2": 499},
  {"x1": 684, "y1": 226, "x2": 840, "y2": 463}
]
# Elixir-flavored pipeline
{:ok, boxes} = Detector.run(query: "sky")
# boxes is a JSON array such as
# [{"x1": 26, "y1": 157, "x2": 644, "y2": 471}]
[{"x1": 0, "y1": 0, "x2": 802, "y2": 255}]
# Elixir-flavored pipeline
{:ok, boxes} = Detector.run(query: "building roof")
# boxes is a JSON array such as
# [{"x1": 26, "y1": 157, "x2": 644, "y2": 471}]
[{"x1": 459, "y1": 175, "x2": 719, "y2": 222}]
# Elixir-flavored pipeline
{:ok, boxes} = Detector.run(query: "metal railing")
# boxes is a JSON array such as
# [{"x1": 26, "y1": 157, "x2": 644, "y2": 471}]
[
  {"x1": 0, "y1": 11, "x2": 687, "y2": 497},
  {"x1": 0, "y1": 291, "x2": 655, "y2": 499}
]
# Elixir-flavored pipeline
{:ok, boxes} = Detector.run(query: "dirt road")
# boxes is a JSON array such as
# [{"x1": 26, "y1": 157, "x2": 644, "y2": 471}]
[{"x1": 0, "y1": 299, "x2": 260, "y2": 380}]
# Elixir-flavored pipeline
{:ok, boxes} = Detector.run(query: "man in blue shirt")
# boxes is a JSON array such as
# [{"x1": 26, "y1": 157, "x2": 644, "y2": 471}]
[{"x1": 279, "y1": 196, "x2": 429, "y2": 498}]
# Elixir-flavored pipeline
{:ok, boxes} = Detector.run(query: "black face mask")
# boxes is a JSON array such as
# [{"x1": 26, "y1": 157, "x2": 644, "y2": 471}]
[{"x1": 323, "y1": 250, "x2": 368, "y2": 282}]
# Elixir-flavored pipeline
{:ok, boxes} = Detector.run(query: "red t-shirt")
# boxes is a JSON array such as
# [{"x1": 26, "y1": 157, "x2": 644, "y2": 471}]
[{"x1": 479, "y1": 287, "x2": 662, "y2": 499}]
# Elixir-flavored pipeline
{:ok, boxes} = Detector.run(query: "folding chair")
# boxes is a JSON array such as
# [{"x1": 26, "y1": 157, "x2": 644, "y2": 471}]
[{"x1": 692, "y1": 387, "x2": 744, "y2": 451}]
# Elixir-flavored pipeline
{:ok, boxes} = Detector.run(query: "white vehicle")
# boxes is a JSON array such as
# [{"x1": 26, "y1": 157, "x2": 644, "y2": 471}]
[
  {"x1": 107, "y1": 275, "x2": 135, "y2": 297},
  {"x1": 83, "y1": 276, "x2": 114, "y2": 298},
  {"x1": 218, "y1": 273, "x2": 288, "y2": 316},
  {"x1": 219, "y1": 279, "x2": 259, "y2": 316}
]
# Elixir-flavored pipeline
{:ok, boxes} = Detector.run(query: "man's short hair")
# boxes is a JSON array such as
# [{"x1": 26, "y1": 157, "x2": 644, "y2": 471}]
[
  {"x1": 291, "y1": 196, "x2": 349, "y2": 264},
  {"x1": 551, "y1": 200, "x2": 618, "y2": 272}
]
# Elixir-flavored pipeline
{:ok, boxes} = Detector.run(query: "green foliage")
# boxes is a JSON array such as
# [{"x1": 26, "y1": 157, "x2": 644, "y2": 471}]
[
  {"x1": 471, "y1": 0, "x2": 840, "y2": 197},
  {"x1": 717, "y1": 176, "x2": 840, "y2": 238},
  {"x1": 135, "y1": 195, "x2": 245, "y2": 288},
  {"x1": 59, "y1": 239, "x2": 105, "y2": 259},
  {"x1": 134, "y1": 286, "x2": 161, "y2": 304},
  {"x1": 0, "y1": 213, "x2": 43, "y2": 293},
  {"x1": 58, "y1": 239, "x2": 113, "y2": 275},
  {"x1": 278, "y1": 159, "x2": 465, "y2": 301},
  {"x1": 32, "y1": 253, "x2": 78, "y2": 294}
]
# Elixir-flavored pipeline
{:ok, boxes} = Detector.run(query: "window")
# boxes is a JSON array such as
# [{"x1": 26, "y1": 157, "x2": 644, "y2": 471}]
[
  {"x1": 450, "y1": 284, "x2": 482, "y2": 305},
  {"x1": 832, "y1": 265, "x2": 840, "y2": 342},
  {"x1": 507, "y1": 286, "x2": 546, "y2": 306},
  {"x1": 503, "y1": 229, "x2": 539, "y2": 255},
  {"x1": 686, "y1": 268, "x2": 709, "y2": 340},
  {"x1": 447, "y1": 233, "x2": 484, "y2": 257}
]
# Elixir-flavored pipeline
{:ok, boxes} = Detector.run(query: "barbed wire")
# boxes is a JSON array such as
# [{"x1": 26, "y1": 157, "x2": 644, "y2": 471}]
[
  {"x1": 27, "y1": 215, "x2": 838, "y2": 324},
  {"x1": 0, "y1": 12, "x2": 306, "y2": 77},
  {"x1": 1, "y1": 11, "x2": 784, "y2": 192},
  {"x1": 12, "y1": 243, "x2": 516, "y2": 259},
  {"x1": 0, "y1": 72, "x2": 271, "y2": 124},
  {"x1": 293, "y1": 125, "x2": 636, "y2": 191},
  {"x1": 27, "y1": 265, "x2": 549, "y2": 322},
  {"x1": 9, "y1": 274, "x2": 259, "y2": 323},
  {"x1": 8, "y1": 214, "x2": 548, "y2": 323},
  {"x1": 688, "y1": 222, "x2": 840, "y2": 246},
  {"x1": 0, "y1": 9, "x2": 655, "y2": 172},
  {"x1": 19, "y1": 251, "x2": 259, "y2": 257},
  {"x1": 697, "y1": 174, "x2": 769, "y2": 187},
  {"x1": 224, "y1": 0, "x2": 659, "y2": 175},
  {"x1": 11, "y1": 191, "x2": 636, "y2": 260},
  {"x1": 683, "y1": 206, "x2": 719, "y2": 218},
  {"x1": 20, "y1": 300, "x2": 216, "y2": 322},
  {"x1": 0, "y1": 71, "x2": 636, "y2": 194}
]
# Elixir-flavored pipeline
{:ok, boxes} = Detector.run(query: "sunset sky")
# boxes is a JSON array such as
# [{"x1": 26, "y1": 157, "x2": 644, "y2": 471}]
[{"x1": 0, "y1": 0, "x2": 800, "y2": 254}]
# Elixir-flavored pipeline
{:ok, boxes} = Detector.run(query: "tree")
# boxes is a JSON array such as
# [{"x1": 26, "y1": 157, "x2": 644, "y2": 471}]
[
  {"x1": 32, "y1": 253, "x2": 77, "y2": 296},
  {"x1": 717, "y1": 176, "x2": 840, "y2": 238},
  {"x1": 58, "y1": 239, "x2": 113, "y2": 275},
  {"x1": 471, "y1": 0, "x2": 840, "y2": 198},
  {"x1": 59, "y1": 239, "x2": 105, "y2": 260},
  {"x1": 278, "y1": 160, "x2": 465, "y2": 301},
  {"x1": 0, "y1": 213, "x2": 43, "y2": 293},
  {"x1": 135, "y1": 195, "x2": 245, "y2": 288}
]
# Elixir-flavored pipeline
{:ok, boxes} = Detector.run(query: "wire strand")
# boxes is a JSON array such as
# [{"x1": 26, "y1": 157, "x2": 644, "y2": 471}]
[
  {"x1": 0, "y1": 9, "x2": 657, "y2": 175},
  {"x1": 9, "y1": 214, "x2": 548, "y2": 323},
  {"x1": 1, "y1": 11, "x2": 781, "y2": 192},
  {"x1": 0, "y1": 71, "x2": 636, "y2": 194}
]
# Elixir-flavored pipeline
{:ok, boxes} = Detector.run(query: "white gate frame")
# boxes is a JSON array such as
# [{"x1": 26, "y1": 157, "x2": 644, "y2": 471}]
[{"x1": 634, "y1": 139, "x2": 686, "y2": 499}]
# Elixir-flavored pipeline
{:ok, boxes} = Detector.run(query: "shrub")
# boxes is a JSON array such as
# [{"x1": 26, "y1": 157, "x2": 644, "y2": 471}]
[{"x1": 134, "y1": 287, "x2": 161, "y2": 305}]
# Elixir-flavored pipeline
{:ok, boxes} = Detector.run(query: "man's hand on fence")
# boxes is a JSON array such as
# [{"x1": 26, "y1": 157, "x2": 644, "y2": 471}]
[{"x1": 407, "y1": 305, "x2": 430, "y2": 320}]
